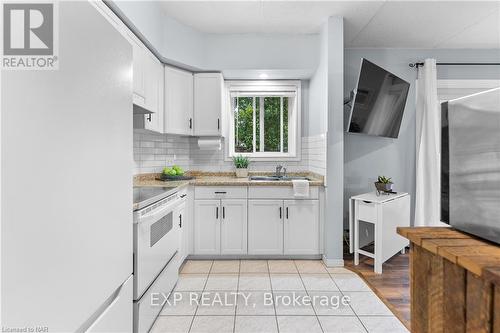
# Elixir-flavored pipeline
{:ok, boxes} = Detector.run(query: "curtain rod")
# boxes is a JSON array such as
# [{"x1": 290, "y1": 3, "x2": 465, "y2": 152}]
[{"x1": 409, "y1": 62, "x2": 500, "y2": 69}]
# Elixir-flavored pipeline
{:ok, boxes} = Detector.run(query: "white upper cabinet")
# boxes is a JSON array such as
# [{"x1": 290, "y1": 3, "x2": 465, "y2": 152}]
[
  {"x1": 142, "y1": 53, "x2": 164, "y2": 133},
  {"x1": 131, "y1": 34, "x2": 163, "y2": 133},
  {"x1": 283, "y1": 200, "x2": 320, "y2": 255},
  {"x1": 164, "y1": 66, "x2": 194, "y2": 135},
  {"x1": 132, "y1": 38, "x2": 146, "y2": 108},
  {"x1": 193, "y1": 73, "x2": 224, "y2": 136}
]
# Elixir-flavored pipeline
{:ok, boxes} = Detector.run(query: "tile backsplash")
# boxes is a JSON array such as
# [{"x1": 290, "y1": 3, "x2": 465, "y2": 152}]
[
  {"x1": 133, "y1": 131, "x2": 190, "y2": 174},
  {"x1": 133, "y1": 129, "x2": 326, "y2": 176}
]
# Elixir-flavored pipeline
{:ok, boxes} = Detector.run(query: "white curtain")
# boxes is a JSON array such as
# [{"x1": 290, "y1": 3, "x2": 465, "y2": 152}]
[{"x1": 415, "y1": 59, "x2": 441, "y2": 226}]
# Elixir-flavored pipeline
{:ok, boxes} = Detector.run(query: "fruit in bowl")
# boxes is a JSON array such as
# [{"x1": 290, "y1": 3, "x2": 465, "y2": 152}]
[
  {"x1": 172, "y1": 165, "x2": 184, "y2": 176},
  {"x1": 162, "y1": 165, "x2": 184, "y2": 177}
]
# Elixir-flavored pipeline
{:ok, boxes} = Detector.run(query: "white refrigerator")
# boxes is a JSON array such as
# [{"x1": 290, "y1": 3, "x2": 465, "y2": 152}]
[{"x1": 1, "y1": 1, "x2": 133, "y2": 331}]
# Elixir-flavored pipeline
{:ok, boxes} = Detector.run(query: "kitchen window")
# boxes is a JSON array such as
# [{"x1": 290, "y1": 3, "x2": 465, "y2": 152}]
[{"x1": 226, "y1": 81, "x2": 301, "y2": 160}]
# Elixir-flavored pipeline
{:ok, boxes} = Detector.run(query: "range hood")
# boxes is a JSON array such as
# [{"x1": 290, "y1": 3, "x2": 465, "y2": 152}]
[
  {"x1": 133, "y1": 103, "x2": 153, "y2": 115},
  {"x1": 133, "y1": 104, "x2": 154, "y2": 129}
]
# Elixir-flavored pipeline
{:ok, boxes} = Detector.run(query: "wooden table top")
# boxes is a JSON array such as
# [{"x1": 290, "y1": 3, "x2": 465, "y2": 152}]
[{"x1": 397, "y1": 227, "x2": 500, "y2": 281}]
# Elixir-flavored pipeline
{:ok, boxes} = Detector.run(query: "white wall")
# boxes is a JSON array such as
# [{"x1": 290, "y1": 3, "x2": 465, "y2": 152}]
[
  {"x1": 111, "y1": 1, "x2": 164, "y2": 54},
  {"x1": 343, "y1": 48, "x2": 500, "y2": 228},
  {"x1": 161, "y1": 14, "x2": 206, "y2": 69},
  {"x1": 110, "y1": 1, "x2": 319, "y2": 76},
  {"x1": 204, "y1": 33, "x2": 319, "y2": 73}
]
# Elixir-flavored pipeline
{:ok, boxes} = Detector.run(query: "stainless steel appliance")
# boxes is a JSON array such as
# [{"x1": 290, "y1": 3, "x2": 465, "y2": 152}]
[
  {"x1": 443, "y1": 87, "x2": 500, "y2": 244},
  {"x1": 133, "y1": 186, "x2": 184, "y2": 333}
]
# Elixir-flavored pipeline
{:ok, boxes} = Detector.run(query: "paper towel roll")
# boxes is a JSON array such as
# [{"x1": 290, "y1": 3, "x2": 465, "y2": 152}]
[{"x1": 198, "y1": 138, "x2": 222, "y2": 150}]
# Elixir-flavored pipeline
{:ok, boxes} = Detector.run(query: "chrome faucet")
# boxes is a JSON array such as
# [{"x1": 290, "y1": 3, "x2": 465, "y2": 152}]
[
  {"x1": 275, "y1": 165, "x2": 287, "y2": 178},
  {"x1": 275, "y1": 165, "x2": 283, "y2": 177}
]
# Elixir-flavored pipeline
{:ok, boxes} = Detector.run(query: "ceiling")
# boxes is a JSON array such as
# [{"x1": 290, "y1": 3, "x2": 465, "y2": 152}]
[{"x1": 160, "y1": 1, "x2": 500, "y2": 48}]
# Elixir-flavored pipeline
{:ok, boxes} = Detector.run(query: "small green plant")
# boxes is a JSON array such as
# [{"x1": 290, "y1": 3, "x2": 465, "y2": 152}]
[
  {"x1": 233, "y1": 155, "x2": 249, "y2": 169},
  {"x1": 377, "y1": 176, "x2": 392, "y2": 184}
]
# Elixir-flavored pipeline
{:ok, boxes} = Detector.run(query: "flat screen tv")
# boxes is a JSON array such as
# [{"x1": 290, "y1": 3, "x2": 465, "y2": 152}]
[{"x1": 347, "y1": 59, "x2": 410, "y2": 138}]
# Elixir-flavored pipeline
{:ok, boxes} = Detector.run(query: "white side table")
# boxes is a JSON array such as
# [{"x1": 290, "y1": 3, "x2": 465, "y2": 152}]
[{"x1": 349, "y1": 192, "x2": 410, "y2": 273}]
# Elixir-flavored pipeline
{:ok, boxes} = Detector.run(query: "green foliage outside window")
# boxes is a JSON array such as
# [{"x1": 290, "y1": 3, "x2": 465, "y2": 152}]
[
  {"x1": 234, "y1": 96, "x2": 289, "y2": 153},
  {"x1": 234, "y1": 97, "x2": 254, "y2": 152}
]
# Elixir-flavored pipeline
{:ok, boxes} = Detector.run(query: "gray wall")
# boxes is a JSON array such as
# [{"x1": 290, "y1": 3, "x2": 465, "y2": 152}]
[
  {"x1": 343, "y1": 48, "x2": 500, "y2": 228},
  {"x1": 326, "y1": 17, "x2": 345, "y2": 264},
  {"x1": 308, "y1": 17, "x2": 344, "y2": 264},
  {"x1": 307, "y1": 25, "x2": 328, "y2": 137}
]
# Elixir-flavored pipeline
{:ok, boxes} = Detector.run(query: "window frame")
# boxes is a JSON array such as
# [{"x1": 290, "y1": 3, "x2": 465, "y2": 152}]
[{"x1": 225, "y1": 80, "x2": 301, "y2": 162}]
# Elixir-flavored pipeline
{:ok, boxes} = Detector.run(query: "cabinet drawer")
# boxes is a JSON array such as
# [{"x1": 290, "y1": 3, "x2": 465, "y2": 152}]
[
  {"x1": 248, "y1": 186, "x2": 319, "y2": 200},
  {"x1": 357, "y1": 201, "x2": 377, "y2": 223},
  {"x1": 195, "y1": 186, "x2": 247, "y2": 199},
  {"x1": 134, "y1": 260, "x2": 178, "y2": 333}
]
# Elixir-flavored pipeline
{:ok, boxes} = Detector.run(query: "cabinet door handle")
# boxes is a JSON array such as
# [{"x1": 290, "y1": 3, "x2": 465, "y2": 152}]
[
  {"x1": 222, "y1": 206, "x2": 225, "y2": 219},
  {"x1": 179, "y1": 214, "x2": 182, "y2": 228},
  {"x1": 286, "y1": 207, "x2": 289, "y2": 219},
  {"x1": 217, "y1": 118, "x2": 220, "y2": 130},
  {"x1": 214, "y1": 191, "x2": 227, "y2": 194},
  {"x1": 189, "y1": 118, "x2": 193, "y2": 129},
  {"x1": 216, "y1": 206, "x2": 219, "y2": 219},
  {"x1": 147, "y1": 114, "x2": 152, "y2": 122},
  {"x1": 279, "y1": 207, "x2": 282, "y2": 219}
]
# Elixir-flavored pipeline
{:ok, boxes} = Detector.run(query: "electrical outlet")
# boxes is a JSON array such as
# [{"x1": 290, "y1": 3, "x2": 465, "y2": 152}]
[{"x1": 165, "y1": 155, "x2": 175, "y2": 166}]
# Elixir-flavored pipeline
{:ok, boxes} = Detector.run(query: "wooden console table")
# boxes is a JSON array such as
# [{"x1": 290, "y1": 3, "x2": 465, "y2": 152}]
[{"x1": 398, "y1": 227, "x2": 500, "y2": 333}]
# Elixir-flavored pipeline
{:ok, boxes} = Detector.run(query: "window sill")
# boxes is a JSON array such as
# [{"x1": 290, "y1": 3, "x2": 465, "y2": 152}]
[{"x1": 225, "y1": 153, "x2": 301, "y2": 162}]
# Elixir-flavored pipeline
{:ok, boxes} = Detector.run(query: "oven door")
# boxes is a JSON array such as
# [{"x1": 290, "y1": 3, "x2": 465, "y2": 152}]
[{"x1": 134, "y1": 197, "x2": 180, "y2": 300}]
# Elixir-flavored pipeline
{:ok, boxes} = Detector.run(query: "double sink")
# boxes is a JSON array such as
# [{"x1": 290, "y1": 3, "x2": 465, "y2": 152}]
[{"x1": 248, "y1": 175, "x2": 310, "y2": 181}]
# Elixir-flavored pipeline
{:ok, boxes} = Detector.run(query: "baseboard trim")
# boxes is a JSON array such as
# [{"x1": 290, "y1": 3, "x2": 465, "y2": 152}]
[
  {"x1": 322, "y1": 255, "x2": 344, "y2": 267},
  {"x1": 187, "y1": 254, "x2": 322, "y2": 260}
]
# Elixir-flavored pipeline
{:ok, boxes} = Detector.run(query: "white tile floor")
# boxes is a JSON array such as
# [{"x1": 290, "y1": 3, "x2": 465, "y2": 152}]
[{"x1": 150, "y1": 260, "x2": 409, "y2": 333}]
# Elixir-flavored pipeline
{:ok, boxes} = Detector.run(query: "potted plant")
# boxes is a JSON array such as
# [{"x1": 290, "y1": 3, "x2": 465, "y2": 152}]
[
  {"x1": 233, "y1": 155, "x2": 250, "y2": 178},
  {"x1": 375, "y1": 175, "x2": 393, "y2": 194}
]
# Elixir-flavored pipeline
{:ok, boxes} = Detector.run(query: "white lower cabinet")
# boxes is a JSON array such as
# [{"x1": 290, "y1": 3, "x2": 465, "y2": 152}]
[
  {"x1": 194, "y1": 200, "x2": 220, "y2": 255},
  {"x1": 176, "y1": 201, "x2": 188, "y2": 262},
  {"x1": 220, "y1": 199, "x2": 247, "y2": 255},
  {"x1": 194, "y1": 199, "x2": 247, "y2": 255},
  {"x1": 248, "y1": 200, "x2": 284, "y2": 255},
  {"x1": 193, "y1": 187, "x2": 321, "y2": 257},
  {"x1": 248, "y1": 199, "x2": 320, "y2": 255},
  {"x1": 284, "y1": 200, "x2": 320, "y2": 255}
]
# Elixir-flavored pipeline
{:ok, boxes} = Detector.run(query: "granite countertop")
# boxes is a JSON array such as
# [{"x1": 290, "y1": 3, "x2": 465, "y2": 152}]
[{"x1": 134, "y1": 171, "x2": 324, "y2": 187}]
